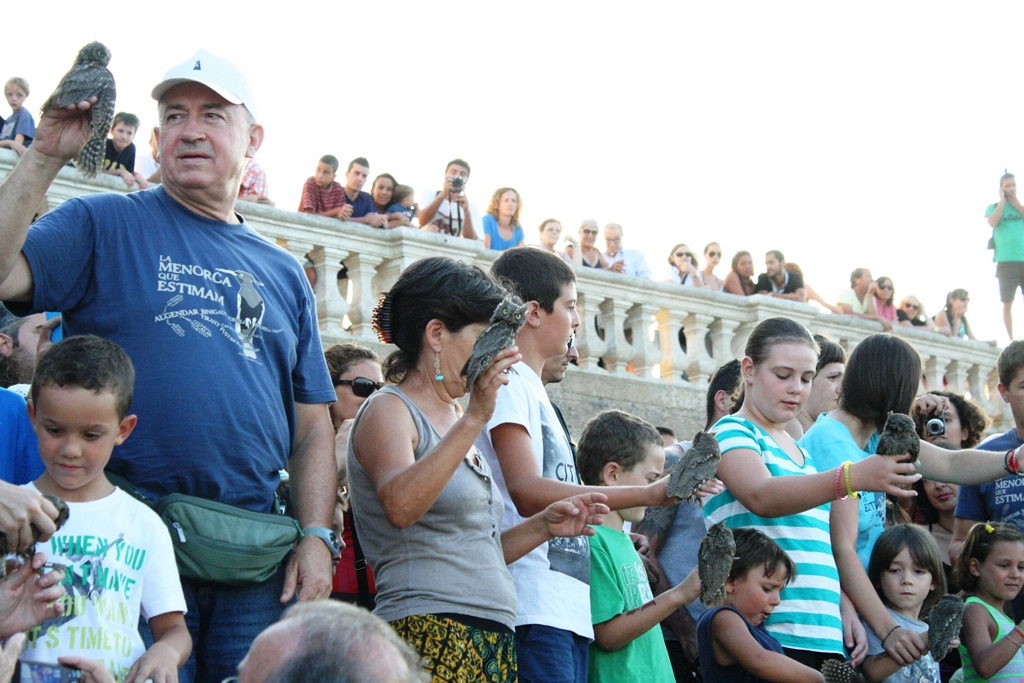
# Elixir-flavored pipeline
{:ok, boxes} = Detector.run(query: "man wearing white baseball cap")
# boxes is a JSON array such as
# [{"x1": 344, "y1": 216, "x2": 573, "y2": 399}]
[{"x1": 0, "y1": 49, "x2": 338, "y2": 683}]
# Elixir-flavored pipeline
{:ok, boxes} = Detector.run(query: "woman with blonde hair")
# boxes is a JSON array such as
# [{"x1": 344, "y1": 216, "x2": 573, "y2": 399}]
[
  {"x1": 482, "y1": 187, "x2": 524, "y2": 251},
  {"x1": 896, "y1": 295, "x2": 929, "y2": 327}
]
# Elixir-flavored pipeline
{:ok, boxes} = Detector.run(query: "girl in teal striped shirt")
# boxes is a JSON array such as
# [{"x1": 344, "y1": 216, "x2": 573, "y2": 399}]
[{"x1": 703, "y1": 317, "x2": 920, "y2": 670}]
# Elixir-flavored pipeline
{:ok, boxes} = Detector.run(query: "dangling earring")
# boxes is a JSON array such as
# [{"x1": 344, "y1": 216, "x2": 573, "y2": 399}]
[{"x1": 434, "y1": 351, "x2": 444, "y2": 381}]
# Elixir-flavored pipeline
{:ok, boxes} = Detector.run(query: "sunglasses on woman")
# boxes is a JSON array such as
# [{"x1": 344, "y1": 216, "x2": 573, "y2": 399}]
[
  {"x1": 706, "y1": 251, "x2": 721, "y2": 258},
  {"x1": 674, "y1": 251, "x2": 694, "y2": 259},
  {"x1": 336, "y1": 377, "x2": 383, "y2": 398}
]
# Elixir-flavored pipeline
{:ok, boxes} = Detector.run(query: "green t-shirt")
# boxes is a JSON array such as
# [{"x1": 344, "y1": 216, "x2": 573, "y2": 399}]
[
  {"x1": 587, "y1": 525, "x2": 674, "y2": 683},
  {"x1": 986, "y1": 202, "x2": 1024, "y2": 262}
]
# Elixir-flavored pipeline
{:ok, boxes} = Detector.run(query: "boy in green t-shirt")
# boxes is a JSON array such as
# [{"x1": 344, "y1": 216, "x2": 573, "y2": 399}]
[{"x1": 576, "y1": 410, "x2": 700, "y2": 683}]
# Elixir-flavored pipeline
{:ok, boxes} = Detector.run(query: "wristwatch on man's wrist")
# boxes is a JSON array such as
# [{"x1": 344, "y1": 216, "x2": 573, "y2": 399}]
[{"x1": 302, "y1": 526, "x2": 342, "y2": 559}]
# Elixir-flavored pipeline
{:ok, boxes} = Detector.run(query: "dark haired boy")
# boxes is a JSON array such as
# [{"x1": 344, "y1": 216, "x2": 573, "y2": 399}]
[
  {"x1": 478, "y1": 247, "x2": 668, "y2": 683},
  {"x1": 697, "y1": 528, "x2": 825, "y2": 682},
  {"x1": 102, "y1": 112, "x2": 148, "y2": 190},
  {"x1": 342, "y1": 157, "x2": 386, "y2": 227},
  {"x1": 953, "y1": 339, "x2": 1024, "y2": 614},
  {"x1": 299, "y1": 155, "x2": 350, "y2": 220},
  {"x1": 577, "y1": 409, "x2": 699, "y2": 683},
  {"x1": 20, "y1": 335, "x2": 191, "y2": 680}
]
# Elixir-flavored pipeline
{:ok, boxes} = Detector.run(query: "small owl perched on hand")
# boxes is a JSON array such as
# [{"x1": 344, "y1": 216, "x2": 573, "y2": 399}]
[
  {"x1": 461, "y1": 297, "x2": 528, "y2": 389},
  {"x1": 876, "y1": 412, "x2": 920, "y2": 463},
  {"x1": 40, "y1": 41, "x2": 116, "y2": 179}
]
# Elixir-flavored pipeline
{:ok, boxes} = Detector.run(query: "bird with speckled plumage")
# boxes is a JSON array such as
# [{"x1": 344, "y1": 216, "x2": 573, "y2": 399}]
[
  {"x1": 40, "y1": 41, "x2": 116, "y2": 179},
  {"x1": 461, "y1": 297, "x2": 528, "y2": 389}
]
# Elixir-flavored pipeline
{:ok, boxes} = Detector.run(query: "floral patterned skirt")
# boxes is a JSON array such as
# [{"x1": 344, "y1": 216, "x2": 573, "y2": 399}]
[{"x1": 390, "y1": 613, "x2": 517, "y2": 683}]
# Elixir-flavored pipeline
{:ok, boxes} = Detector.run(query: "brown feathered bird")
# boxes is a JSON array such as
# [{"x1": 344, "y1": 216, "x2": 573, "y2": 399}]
[
  {"x1": 40, "y1": 41, "x2": 117, "y2": 179},
  {"x1": 875, "y1": 412, "x2": 920, "y2": 463}
]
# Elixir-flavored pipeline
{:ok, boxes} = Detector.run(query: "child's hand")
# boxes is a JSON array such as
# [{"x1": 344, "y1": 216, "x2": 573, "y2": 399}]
[
  {"x1": 124, "y1": 641, "x2": 180, "y2": 683},
  {"x1": 58, "y1": 656, "x2": 117, "y2": 683},
  {"x1": 697, "y1": 478, "x2": 724, "y2": 499},
  {"x1": 118, "y1": 169, "x2": 135, "y2": 188},
  {"x1": 134, "y1": 171, "x2": 149, "y2": 190},
  {"x1": 671, "y1": 566, "x2": 701, "y2": 606}
]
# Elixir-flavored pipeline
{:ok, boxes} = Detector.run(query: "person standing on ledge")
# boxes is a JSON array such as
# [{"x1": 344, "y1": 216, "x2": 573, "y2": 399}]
[{"x1": 986, "y1": 170, "x2": 1024, "y2": 339}]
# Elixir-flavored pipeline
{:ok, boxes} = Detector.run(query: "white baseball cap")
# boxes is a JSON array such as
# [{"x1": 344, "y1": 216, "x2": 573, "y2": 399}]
[{"x1": 151, "y1": 49, "x2": 258, "y2": 121}]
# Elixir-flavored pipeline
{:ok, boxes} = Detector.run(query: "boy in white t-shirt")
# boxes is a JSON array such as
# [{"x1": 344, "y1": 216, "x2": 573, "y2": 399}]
[
  {"x1": 479, "y1": 247, "x2": 670, "y2": 683},
  {"x1": 20, "y1": 335, "x2": 190, "y2": 682}
]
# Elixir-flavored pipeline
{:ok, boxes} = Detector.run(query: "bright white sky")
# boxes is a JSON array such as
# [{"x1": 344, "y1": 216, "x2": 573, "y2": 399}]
[{"x1": 4, "y1": 2, "x2": 1022, "y2": 342}]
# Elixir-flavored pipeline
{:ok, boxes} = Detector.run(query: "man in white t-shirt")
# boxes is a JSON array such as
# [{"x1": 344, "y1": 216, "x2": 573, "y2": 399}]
[
  {"x1": 417, "y1": 158, "x2": 480, "y2": 240},
  {"x1": 478, "y1": 247, "x2": 668, "y2": 683}
]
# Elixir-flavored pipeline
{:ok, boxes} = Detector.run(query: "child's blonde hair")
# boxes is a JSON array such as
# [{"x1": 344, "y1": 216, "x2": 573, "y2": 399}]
[
  {"x1": 953, "y1": 522, "x2": 1024, "y2": 594},
  {"x1": 5, "y1": 77, "x2": 29, "y2": 95},
  {"x1": 867, "y1": 524, "x2": 946, "y2": 619}
]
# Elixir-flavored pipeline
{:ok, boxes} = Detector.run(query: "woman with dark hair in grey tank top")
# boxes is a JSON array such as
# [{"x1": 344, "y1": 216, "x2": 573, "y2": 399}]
[{"x1": 346, "y1": 256, "x2": 609, "y2": 683}]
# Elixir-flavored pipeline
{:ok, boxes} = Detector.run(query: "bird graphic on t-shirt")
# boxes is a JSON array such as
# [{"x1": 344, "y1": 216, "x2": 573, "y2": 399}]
[{"x1": 217, "y1": 269, "x2": 265, "y2": 359}]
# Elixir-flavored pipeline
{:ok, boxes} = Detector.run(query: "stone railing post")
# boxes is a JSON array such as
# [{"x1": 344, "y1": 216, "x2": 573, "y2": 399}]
[
  {"x1": 708, "y1": 318, "x2": 740, "y2": 375},
  {"x1": 312, "y1": 246, "x2": 350, "y2": 335},
  {"x1": 344, "y1": 253, "x2": 385, "y2": 340},
  {"x1": 574, "y1": 290, "x2": 606, "y2": 371},
  {"x1": 599, "y1": 297, "x2": 634, "y2": 375},
  {"x1": 656, "y1": 305, "x2": 688, "y2": 382},
  {"x1": 626, "y1": 302, "x2": 661, "y2": 378},
  {"x1": 923, "y1": 356, "x2": 951, "y2": 394},
  {"x1": 683, "y1": 313, "x2": 716, "y2": 385}
]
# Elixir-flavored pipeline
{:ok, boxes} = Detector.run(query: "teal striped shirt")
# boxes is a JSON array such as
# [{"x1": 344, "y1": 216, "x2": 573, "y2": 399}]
[{"x1": 704, "y1": 415, "x2": 844, "y2": 656}]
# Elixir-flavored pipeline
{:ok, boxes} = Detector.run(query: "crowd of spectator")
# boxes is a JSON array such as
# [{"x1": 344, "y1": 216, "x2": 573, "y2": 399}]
[{"x1": 0, "y1": 49, "x2": 1018, "y2": 683}]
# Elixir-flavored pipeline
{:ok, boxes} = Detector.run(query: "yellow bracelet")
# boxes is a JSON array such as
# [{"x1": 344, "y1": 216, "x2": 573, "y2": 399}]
[{"x1": 843, "y1": 460, "x2": 859, "y2": 499}]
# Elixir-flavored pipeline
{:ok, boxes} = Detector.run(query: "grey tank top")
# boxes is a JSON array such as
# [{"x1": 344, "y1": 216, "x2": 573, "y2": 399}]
[{"x1": 346, "y1": 385, "x2": 517, "y2": 629}]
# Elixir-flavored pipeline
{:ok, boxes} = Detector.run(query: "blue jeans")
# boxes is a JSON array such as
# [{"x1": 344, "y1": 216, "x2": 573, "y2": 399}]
[
  {"x1": 516, "y1": 623, "x2": 588, "y2": 683},
  {"x1": 177, "y1": 565, "x2": 287, "y2": 683}
]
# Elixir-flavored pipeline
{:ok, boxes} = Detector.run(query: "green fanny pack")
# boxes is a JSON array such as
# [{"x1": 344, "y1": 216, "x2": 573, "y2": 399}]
[
  {"x1": 107, "y1": 472, "x2": 301, "y2": 586},
  {"x1": 155, "y1": 493, "x2": 303, "y2": 586}
]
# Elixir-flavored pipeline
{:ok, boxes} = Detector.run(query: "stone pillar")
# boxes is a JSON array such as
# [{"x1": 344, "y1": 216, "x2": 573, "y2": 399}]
[
  {"x1": 599, "y1": 297, "x2": 635, "y2": 375},
  {"x1": 626, "y1": 302, "x2": 661, "y2": 378},
  {"x1": 344, "y1": 253, "x2": 384, "y2": 341},
  {"x1": 312, "y1": 245, "x2": 350, "y2": 335},
  {"x1": 684, "y1": 313, "x2": 716, "y2": 385}
]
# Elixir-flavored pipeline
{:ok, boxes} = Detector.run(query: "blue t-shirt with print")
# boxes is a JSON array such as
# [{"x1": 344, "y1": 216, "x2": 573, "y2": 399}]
[
  {"x1": 956, "y1": 428, "x2": 1024, "y2": 528},
  {"x1": 800, "y1": 413, "x2": 883, "y2": 567},
  {"x1": 0, "y1": 108, "x2": 34, "y2": 145},
  {"x1": 10, "y1": 186, "x2": 335, "y2": 511}
]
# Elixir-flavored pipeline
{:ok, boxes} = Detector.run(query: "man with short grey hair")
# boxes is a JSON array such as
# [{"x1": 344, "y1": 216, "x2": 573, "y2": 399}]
[
  {"x1": 0, "y1": 49, "x2": 338, "y2": 683},
  {"x1": 602, "y1": 223, "x2": 651, "y2": 278},
  {"x1": 236, "y1": 602, "x2": 426, "y2": 683}
]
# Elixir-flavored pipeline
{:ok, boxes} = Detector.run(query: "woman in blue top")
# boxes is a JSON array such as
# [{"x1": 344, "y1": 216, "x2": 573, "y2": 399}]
[
  {"x1": 800, "y1": 333, "x2": 1024, "y2": 672},
  {"x1": 482, "y1": 187, "x2": 525, "y2": 251}
]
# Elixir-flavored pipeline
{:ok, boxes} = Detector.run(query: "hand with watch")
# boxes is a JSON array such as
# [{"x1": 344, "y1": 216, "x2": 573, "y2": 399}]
[{"x1": 302, "y1": 526, "x2": 343, "y2": 562}]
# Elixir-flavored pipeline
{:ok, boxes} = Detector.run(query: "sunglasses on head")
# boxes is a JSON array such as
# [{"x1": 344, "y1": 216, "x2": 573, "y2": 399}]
[
  {"x1": 707, "y1": 251, "x2": 721, "y2": 258},
  {"x1": 336, "y1": 376, "x2": 383, "y2": 398},
  {"x1": 674, "y1": 251, "x2": 694, "y2": 259}
]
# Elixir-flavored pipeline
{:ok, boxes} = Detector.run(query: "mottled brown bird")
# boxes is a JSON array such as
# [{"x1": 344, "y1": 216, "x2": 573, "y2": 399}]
[
  {"x1": 928, "y1": 594, "x2": 965, "y2": 661},
  {"x1": 461, "y1": 297, "x2": 528, "y2": 389},
  {"x1": 40, "y1": 41, "x2": 116, "y2": 179},
  {"x1": 876, "y1": 412, "x2": 920, "y2": 463},
  {"x1": 822, "y1": 660, "x2": 865, "y2": 683},
  {"x1": 698, "y1": 521, "x2": 735, "y2": 607},
  {"x1": 667, "y1": 431, "x2": 721, "y2": 505}
]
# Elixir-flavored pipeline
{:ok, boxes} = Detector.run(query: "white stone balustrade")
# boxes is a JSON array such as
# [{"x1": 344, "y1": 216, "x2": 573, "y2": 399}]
[{"x1": 0, "y1": 152, "x2": 1008, "y2": 437}]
